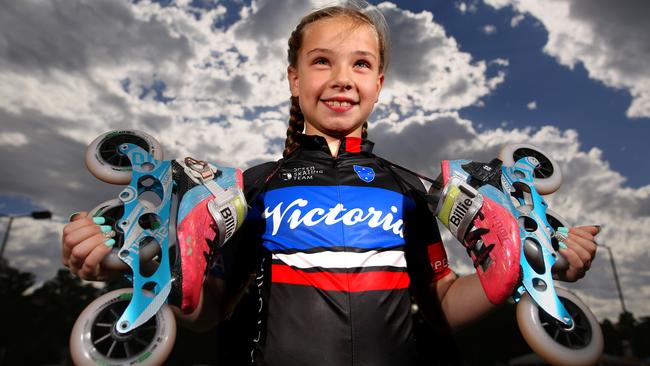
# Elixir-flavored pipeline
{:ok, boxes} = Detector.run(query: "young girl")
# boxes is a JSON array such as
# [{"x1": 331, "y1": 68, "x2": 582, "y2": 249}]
[{"x1": 62, "y1": 3, "x2": 599, "y2": 365}]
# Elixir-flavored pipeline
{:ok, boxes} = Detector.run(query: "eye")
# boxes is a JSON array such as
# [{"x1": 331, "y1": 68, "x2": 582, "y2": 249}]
[
  {"x1": 313, "y1": 57, "x2": 329, "y2": 66},
  {"x1": 354, "y1": 60, "x2": 372, "y2": 69}
]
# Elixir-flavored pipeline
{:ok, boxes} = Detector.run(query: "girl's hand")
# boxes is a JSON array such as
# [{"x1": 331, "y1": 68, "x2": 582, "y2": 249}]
[
  {"x1": 555, "y1": 225, "x2": 600, "y2": 282},
  {"x1": 61, "y1": 212, "x2": 116, "y2": 281}
]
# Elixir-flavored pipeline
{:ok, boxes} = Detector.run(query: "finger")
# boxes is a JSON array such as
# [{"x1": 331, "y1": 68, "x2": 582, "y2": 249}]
[
  {"x1": 564, "y1": 240, "x2": 593, "y2": 270},
  {"x1": 558, "y1": 248, "x2": 585, "y2": 281},
  {"x1": 68, "y1": 211, "x2": 89, "y2": 222},
  {"x1": 571, "y1": 226, "x2": 600, "y2": 238},
  {"x1": 64, "y1": 223, "x2": 104, "y2": 249},
  {"x1": 567, "y1": 233, "x2": 597, "y2": 257},
  {"x1": 62, "y1": 223, "x2": 104, "y2": 266},
  {"x1": 62, "y1": 214, "x2": 97, "y2": 237},
  {"x1": 79, "y1": 243, "x2": 113, "y2": 279},
  {"x1": 565, "y1": 237, "x2": 593, "y2": 263},
  {"x1": 62, "y1": 213, "x2": 88, "y2": 262},
  {"x1": 69, "y1": 232, "x2": 106, "y2": 273}
]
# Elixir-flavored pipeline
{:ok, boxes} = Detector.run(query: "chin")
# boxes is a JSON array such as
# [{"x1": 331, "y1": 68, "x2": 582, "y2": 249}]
[
  {"x1": 324, "y1": 126, "x2": 358, "y2": 138},
  {"x1": 307, "y1": 116, "x2": 364, "y2": 138},
  {"x1": 327, "y1": 121, "x2": 363, "y2": 135}
]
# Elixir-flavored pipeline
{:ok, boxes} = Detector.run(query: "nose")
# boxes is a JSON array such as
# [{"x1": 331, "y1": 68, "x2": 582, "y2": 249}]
[{"x1": 331, "y1": 66, "x2": 353, "y2": 91}]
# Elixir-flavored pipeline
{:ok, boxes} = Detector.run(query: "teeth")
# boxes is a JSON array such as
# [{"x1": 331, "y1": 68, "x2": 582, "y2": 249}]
[{"x1": 326, "y1": 100, "x2": 352, "y2": 107}]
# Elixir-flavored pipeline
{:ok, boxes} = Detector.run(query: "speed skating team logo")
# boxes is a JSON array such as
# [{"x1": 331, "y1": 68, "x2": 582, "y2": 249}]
[{"x1": 353, "y1": 165, "x2": 375, "y2": 183}]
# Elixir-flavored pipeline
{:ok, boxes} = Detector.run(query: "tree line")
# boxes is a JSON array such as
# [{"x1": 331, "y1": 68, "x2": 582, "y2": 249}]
[{"x1": 1, "y1": 259, "x2": 648, "y2": 365}]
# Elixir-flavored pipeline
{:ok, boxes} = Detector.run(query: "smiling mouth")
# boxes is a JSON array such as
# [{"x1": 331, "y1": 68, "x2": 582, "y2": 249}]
[{"x1": 322, "y1": 100, "x2": 357, "y2": 109}]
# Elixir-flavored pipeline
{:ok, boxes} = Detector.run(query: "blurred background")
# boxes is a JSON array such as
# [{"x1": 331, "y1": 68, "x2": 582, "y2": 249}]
[{"x1": 1, "y1": 0, "x2": 649, "y2": 364}]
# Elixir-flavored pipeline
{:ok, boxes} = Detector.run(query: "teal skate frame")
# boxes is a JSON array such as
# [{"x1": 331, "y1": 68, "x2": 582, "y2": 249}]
[
  {"x1": 447, "y1": 156, "x2": 573, "y2": 328},
  {"x1": 113, "y1": 143, "x2": 173, "y2": 334}
]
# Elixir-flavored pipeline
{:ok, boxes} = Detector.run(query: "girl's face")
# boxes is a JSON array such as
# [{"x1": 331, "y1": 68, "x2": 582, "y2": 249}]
[{"x1": 288, "y1": 16, "x2": 384, "y2": 140}]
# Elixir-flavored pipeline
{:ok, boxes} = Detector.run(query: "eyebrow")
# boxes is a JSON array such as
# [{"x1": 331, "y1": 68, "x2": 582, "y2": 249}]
[{"x1": 306, "y1": 48, "x2": 377, "y2": 60}]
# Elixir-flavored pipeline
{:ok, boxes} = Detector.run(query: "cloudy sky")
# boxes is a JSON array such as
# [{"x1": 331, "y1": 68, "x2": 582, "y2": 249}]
[{"x1": 1, "y1": 0, "x2": 649, "y2": 322}]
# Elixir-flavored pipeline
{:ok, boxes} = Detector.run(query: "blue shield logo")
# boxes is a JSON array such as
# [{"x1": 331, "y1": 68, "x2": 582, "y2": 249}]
[{"x1": 353, "y1": 165, "x2": 375, "y2": 183}]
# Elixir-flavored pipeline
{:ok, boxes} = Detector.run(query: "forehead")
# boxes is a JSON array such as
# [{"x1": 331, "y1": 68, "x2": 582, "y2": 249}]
[{"x1": 301, "y1": 16, "x2": 380, "y2": 55}]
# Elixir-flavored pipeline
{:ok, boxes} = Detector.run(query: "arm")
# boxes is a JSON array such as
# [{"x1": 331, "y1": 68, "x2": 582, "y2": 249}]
[
  {"x1": 427, "y1": 225, "x2": 600, "y2": 329},
  {"x1": 434, "y1": 272, "x2": 494, "y2": 329}
]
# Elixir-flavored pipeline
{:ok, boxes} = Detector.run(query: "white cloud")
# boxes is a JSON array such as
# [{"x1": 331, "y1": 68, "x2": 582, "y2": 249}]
[
  {"x1": 527, "y1": 101, "x2": 537, "y2": 110},
  {"x1": 482, "y1": 24, "x2": 497, "y2": 35},
  {"x1": 456, "y1": 1, "x2": 478, "y2": 14},
  {"x1": 233, "y1": 0, "x2": 313, "y2": 41},
  {"x1": 0, "y1": 132, "x2": 28, "y2": 147},
  {"x1": 490, "y1": 58, "x2": 509, "y2": 67},
  {"x1": 483, "y1": 0, "x2": 650, "y2": 119},
  {"x1": 1, "y1": 218, "x2": 64, "y2": 283},
  {"x1": 510, "y1": 13, "x2": 525, "y2": 27},
  {"x1": 0, "y1": 0, "x2": 504, "y2": 154},
  {"x1": 379, "y1": 3, "x2": 505, "y2": 114}
]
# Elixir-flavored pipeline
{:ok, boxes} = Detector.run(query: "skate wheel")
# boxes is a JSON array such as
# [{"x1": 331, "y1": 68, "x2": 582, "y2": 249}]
[
  {"x1": 70, "y1": 288, "x2": 176, "y2": 366},
  {"x1": 519, "y1": 205, "x2": 570, "y2": 273},
  {"x1": 86, "y1": 130, "x2": 163, "y2": 184},
  {"x1": 90, "y1": 199, "x2": 161, "y2": 271},
  {"x1": 516, "y1": 287, "x2": 603, "y2": 366},
  {"x1": 499, "y1": 144, "x2": 562, "y2": 194}
]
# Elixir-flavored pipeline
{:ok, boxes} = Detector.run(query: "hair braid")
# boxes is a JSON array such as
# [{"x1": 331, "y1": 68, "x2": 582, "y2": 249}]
[{"x1": 283, "y1": 96, "x2": 304, "y2": 157}]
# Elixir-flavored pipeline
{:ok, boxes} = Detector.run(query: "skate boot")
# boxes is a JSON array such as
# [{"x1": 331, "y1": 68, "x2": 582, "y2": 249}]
[
  {"x1": 431, "y1": 144, "x2": 603, "y2": 366},
  {"x1": 433, "y1": 158, "x2": 521, "y2": 305},
  {"x1": 71, "y1": 130, "x2": 247, "y2": 366},
  {"x1": 168, "y1": 156, "x2": 247, "y2": 314}
]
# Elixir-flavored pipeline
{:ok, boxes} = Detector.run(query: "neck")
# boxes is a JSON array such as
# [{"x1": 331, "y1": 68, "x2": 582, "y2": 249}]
[
  {"x1": 324, "y1": 136, "x2": 342, "y2": 158},
  {"x1": 304, "y1": 124, "x2": 363, "y2": 158}
]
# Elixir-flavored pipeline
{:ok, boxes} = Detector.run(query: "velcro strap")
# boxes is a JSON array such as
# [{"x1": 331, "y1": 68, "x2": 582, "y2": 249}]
[{"x1": 436, "y1": 176, "x2": 483, "y2": 241}]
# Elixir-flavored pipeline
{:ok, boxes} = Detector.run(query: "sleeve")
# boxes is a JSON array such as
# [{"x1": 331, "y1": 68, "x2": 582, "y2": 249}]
[
  {"x1": 399, "y1": 170, "x2": 452, "y2": 284},
  {"x1": 425, "y1": 236, "x2": 451, "y2": 282},
  {"x1": 409, "y1": 204, "x2": 451, "y2": 283}
]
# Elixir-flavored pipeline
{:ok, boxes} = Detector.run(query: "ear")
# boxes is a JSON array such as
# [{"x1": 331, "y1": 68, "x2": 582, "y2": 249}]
[
  {"x1": 287, "y1": 66, "x2": 299, "y2": 97},
  {"x1": 374, "y1": 73, "x2": 385, "y2": 103}
]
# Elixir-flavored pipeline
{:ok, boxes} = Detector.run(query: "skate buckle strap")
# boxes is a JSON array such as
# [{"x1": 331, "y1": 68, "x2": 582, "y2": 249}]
[
  {"x1": 436, "y1": 176, "x2": 484, "y2": 242},
  {"x1": 206, "y1": 180, "x2": 246, "y2": 246},
  {"x1": 461, "y1": 158, "x2": 503, "y2": 190},
  {"x1": 180, "y1": 156, "x2": 245, "y2": 246},
  {"x1": 184, "y1": 156, "x2": 216, "y2": 182}
]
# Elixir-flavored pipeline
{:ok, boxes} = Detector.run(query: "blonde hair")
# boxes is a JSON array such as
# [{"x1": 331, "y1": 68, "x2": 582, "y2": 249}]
[{"x1": 283, "y1": 2, "x2": 390, "y2": 157}]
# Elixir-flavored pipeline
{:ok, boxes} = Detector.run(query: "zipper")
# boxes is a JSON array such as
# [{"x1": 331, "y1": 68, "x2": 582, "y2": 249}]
[{"x1": 332, "y1": 155, "x2": 357, "y2": 365}]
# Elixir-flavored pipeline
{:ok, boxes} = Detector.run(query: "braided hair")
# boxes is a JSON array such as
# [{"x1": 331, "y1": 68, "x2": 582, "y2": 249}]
[{"x1": 283, "y1": 2, "x2": 390, "y2": 157}]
